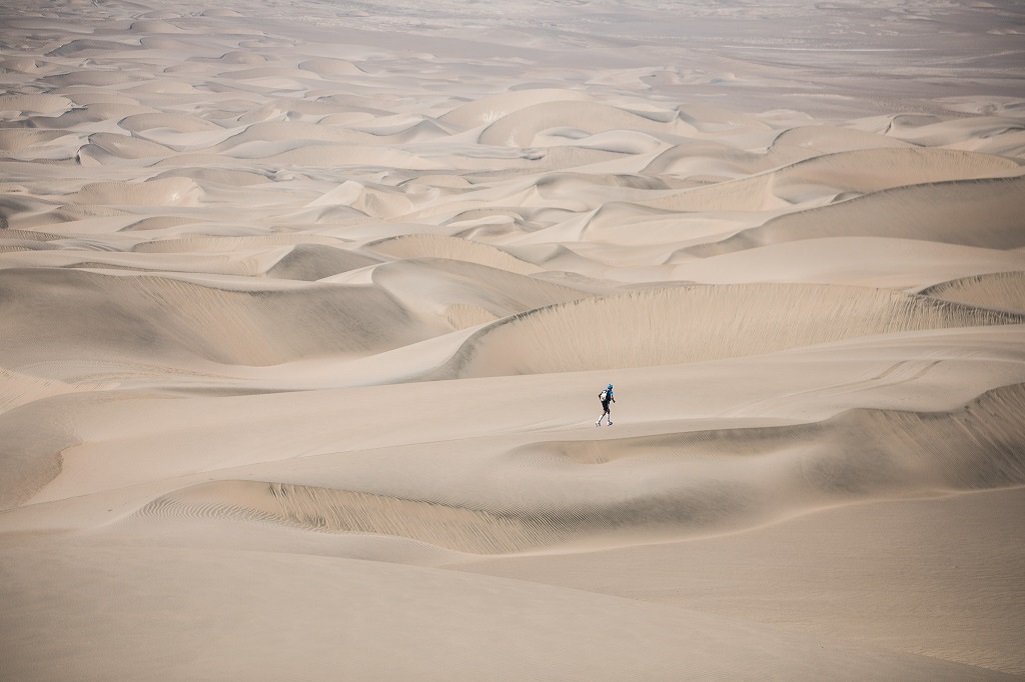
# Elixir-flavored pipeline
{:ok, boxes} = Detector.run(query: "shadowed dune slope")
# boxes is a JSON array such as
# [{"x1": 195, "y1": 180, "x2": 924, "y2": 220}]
[
  {"x1": 366, "y1": 234, "x2": 543, "y2": 275},
  {"x1": 441, "y1": 284, "x2": 1024, "y2": 378},
  {"x1": 0, "y1": 393, "x2": 83, "y2": 509},
  {"x1": 70, "y1": 177, "x2": 204, "y2": 206},
  {"x1": 687, "y1": 175, "x2": 1025, "y2": 257},
  {"x1": 478, "y1": 100, "x2": 697, "y2": 148},
  {"x1": 0, "y1": 268, "x2": 444, "y2": 367},
  {"x1": 265, "y1": 244, "x2": 381, "y2": 281},
  {"x1": 528, "y1": 382, "x2": 1025, "y2": 495},
  {"x1": 641, "y1": 147, "x2": 1022, "y2": 212},
  {"x1": 133, "y1": 234, "x2": 352, "y2": 254},
  {"x1": 770, "y1": 125, "x2": 913, "y2": 153},
  {"x1": 369, "y1": 258, "x2": 594, "y2": 329},
  {"x1": 921, "y1": 271, "x2": 1025, "y2": 315},
  {"x1": 665, "y1": 236, "x2": 1025, "y2": 289},
  {"x1": 438, "y1": 89, "x2": 592, "y2": 129}
]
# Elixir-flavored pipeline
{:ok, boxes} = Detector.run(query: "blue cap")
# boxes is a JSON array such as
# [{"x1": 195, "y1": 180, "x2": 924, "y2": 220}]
[{"x1": 607, "y1": 384, "x2": 613, "y2": 389}]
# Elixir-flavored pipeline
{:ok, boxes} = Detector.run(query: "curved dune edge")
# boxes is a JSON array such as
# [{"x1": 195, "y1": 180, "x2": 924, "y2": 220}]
[
  {"x1": 368, "y1": 258, "x2": 594, "y2": 329},
  {"x1": 438, "y1": 88, "x2": 593, "y2": 129},
  {"x1": 639, "y1": 147, "x2": 1021, "y2": 213},
  {"x1": 478, "y1": 100, "x2": 698, "y2": 148},
  {"x1": 0, "y1": 391, "x2": 85, "y2": 510},
  {"x1": 265, "y1": 243, "x2": 381, "y2": 281},
  {"x1": 0, "y1": 268, "x2": 442, "y2": 367},
  {"x1": 0, "y1": 228, "x2": 64, "y2": 242},
  {"x1": 133, "y1": 233, "x2": 352, "y2": 253},
  {"x1": 920, "y1": 271, "x2": 1025, "y2": 315},
  {"x1": 687, "y1": 175, "x2": 1025, "y2": 257},
  {"x1": 128, "y1": 383, "x2": 1025, "y2": 555},
  {"x1": 71, "y1": 177, "x2": 204, "y2": 206},
  {"x1": 366, "y1": 234, "x2": 543, "y2": 275},
  {"x1": 523, "y1": 382, "x2": 1025, "y2": 493},
  {"x1": 0, "y1": 368, "x2": 114, "y2": 416},
  {"x1": 664, "y1": 236, "x2": 1025, "y2": 290},
  {"x1": 441, "y1": 283, "x2": 1024, "y2": 378}
]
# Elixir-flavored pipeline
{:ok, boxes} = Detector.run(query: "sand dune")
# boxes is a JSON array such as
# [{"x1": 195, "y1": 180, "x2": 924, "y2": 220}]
[
  {"x1": 118, "y1": 111, "x2": 228, "y2": 134},
  {"x1": 0, "y1": 93, "x2": 72, "y2": 114},
  {"x1": 152, "y1": 166, "x2": 272, "y2": 186},
  {"x1": 369, "y1": 258, "x2": 594, "y2": 330},
  {"x1": 1, "y1": 267, "x2": 447, "y2": 367},
  {"x1": 71, "y1": 177, "x2": 204, "y2": 206},
  {"x1": 442, "y1": 284, "x2": 1023, "y2": 378},
  {"x1": 43, "y1": 69, "x2": 147, "y2": 87},
  {"x1": 265, "y1": 243, "x2": 381, "y2": 281},
  {"x1": 297, "y1": 57, "x2": 364, "y2": 77},
  {"x1": 112, "y1": 382, "x2": 1025, "y2": 557},
  {"x1": 80, "y1": 132, "x2": 180, "y2": 163},
  {"x1": 921, "y1": 271, "x2": 1025, "y2": 314},
  {"x1": 208, "y1": 120, "x2": 373, "y2": 149},
  {"x1": 479, "y1": 100, "x2": 700, "y2": 148},
  {"x1": 688, "y1": 175, "x2": 1025, "y2": 256},
  {"x1": 132, "y1": 233, "x2": 349, "y2": 253},
  {"x1": 771, "y1": 124, "x2": 914, "y2": 154},
  {"x1": 2, "y1": 0, "x2": 1025, "y2": 678},
  {"x1": 0, "y1": 128, "x2": 73, "y2": 152},
  {"x1": 366, "y1": 233, "x2": 543, "y2": 275},
  {"x1": 885, "y1": 113, "x2": 1025, "y2": 148},
  {"x1": 641, "y1": 138, "x2": 817, "y2": 180},
  {"x1": 45, "y1": 38, "x2": 140, "y2": 57},
  {"x1": 658, "y1": 146, "x2": 1023, "y2": 214},
  {"x1": 668, "y1": 237, "x2": 1025, "y2": 289}
]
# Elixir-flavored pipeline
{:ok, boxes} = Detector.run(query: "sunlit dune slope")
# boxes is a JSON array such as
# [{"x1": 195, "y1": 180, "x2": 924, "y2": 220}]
[{"x1": 441, "y1": 283, "x2": 1024, "y2": 378}]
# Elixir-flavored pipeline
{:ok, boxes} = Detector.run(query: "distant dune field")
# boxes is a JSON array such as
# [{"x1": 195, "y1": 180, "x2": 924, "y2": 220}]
[{"x1": 2, "y1": 0, "x2": 1024, "y2": 679}]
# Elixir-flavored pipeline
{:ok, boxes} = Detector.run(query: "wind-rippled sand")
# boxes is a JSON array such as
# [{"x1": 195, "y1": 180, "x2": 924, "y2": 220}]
[{"x1": 2, "y1": 0, "x2": 1024, "y2": 679}]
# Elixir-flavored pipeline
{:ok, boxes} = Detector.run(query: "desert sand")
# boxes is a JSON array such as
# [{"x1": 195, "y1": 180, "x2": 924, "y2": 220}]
[{"x1": 1, "y1": 0, "x2": 1024, "y2": 679}]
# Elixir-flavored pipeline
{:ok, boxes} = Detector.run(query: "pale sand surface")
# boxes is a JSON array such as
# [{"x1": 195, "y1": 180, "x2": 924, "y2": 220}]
[{"x1": 2, "y1": 0, "x2": 1025, "y2": 679}]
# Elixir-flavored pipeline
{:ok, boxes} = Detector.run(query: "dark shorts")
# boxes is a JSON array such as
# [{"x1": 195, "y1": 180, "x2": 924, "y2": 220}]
[{"x1": 600, "y1": 401, "x2": 611, "y2": 410}]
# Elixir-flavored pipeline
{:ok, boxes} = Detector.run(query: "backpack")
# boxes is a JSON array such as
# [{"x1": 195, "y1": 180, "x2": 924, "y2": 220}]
[{"x1": 599, "y1": 389, "x2": 609, "y2": 402}]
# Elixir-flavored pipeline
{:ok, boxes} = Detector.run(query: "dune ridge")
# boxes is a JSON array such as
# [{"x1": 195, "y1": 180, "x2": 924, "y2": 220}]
[
  {"x1": 443, "y1": 284, "x2": 1024, "y2": 378},
  {"x1": 921, "y1": 271, "x2": 1025, "y2": 315},
  {"x1": 0, "y1": 267, "x2": 444, "y2": 367},
  {"x1": 640, "y1": 147, "x2": 1021, "y2": 212},
  {"x1": 366, "y1": 234, "x2": 543, "y2": 275},
  {"x1": 688, "y1": 175, "x2": 1025, "y2": 256},
  {"x1": 122, "y1": 382, "x2": 1025, "y2": 556}
]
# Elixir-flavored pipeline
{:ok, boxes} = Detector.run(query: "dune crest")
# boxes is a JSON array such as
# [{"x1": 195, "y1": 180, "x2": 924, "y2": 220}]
[
  {"x1": 121, "y1": 382, "x2": 1025, "y2": 556},
  {"x1": 444, "y1": 284, "x2": 1024, "y2": 378},
  {"x1": 921, "y1": 271, "x2": 1025, "y2": 315},
  {"x1": 367, "y1": 234, "x2": 543, "y2": 275},
  {"x1": 688, "y1": 175, "x2": 1025, "y2": 256}
]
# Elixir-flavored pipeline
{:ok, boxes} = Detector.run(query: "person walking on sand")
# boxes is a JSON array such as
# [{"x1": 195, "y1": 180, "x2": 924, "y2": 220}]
[{"x1": 596, "y1": 383, "x2": 615, "y2": 426}]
